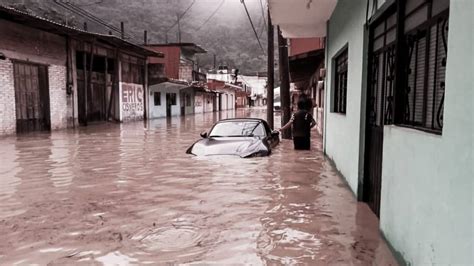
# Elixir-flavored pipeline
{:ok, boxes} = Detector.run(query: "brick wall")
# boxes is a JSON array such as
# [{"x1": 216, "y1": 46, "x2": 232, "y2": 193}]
[
  {"x1": 179, "y1": 62, "x2": 193, "y2": 81},
  {"x1": 0, "y1": 59, "x2": 16, "y2": 135},
  {"x1": 48, "y1": 65, "x2": 69, "y2": 130},
  {"x1": 0, "y1": 19, "x2": 71, "y2": 135}
]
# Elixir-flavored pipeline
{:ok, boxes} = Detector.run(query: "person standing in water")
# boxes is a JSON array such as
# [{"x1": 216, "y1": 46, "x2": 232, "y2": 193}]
[{"x1": 279, "y1": 96, "x2": 316, "y2": 150}]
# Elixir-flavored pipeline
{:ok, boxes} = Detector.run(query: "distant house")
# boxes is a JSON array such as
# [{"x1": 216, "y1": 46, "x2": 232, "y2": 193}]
[
  {"x1": 0, "y1": 5, "x2": 161, "y2": 135},
  {"x1": 204, "y1": 79, "x2": 237, "y2": 113},
  {"x1": 145, "y1": 43, "x2": 207, "y2": 119}
]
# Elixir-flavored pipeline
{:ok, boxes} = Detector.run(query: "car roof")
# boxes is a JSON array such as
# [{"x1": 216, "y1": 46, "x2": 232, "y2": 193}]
[{"x1": 216, "y1": 118, "x2": 267, "y2": 123}]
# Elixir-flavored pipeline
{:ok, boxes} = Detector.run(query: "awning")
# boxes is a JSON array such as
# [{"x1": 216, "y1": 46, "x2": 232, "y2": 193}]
[
  {"x1": 149, "y1": 81, "x2": 189, "y2": 91},
  {"x1": 268, "y1": 0, "x2": 337, "y2": 38}
]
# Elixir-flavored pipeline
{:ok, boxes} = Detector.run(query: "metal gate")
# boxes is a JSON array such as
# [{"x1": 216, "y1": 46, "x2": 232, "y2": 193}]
[
  {"x1": 13, "y1": 62, "x2": 51, "y2": 133},
  {"x1": 364, "y1": 10, "x2": 397, "y2": 217}
]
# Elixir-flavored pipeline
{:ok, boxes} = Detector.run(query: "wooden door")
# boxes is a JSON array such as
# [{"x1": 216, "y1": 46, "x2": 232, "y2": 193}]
[
  {"x1": 364, "y1": 11, "x2": 397, "y2": 217},
  {"x1": 13, "y1": 62, "x2": 51, "y2": 133}
]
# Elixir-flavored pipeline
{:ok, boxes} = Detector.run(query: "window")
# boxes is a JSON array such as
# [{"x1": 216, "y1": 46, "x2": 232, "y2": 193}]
[
  {"x1": 396, "y1": 0, "x2": 449, "y2": 133},
  {"x1": 154, "y1": 92, "x2": 161, "y2": 106},
  {"x1": 333, "y1": 48, "x2": 348, "y2": 113}
]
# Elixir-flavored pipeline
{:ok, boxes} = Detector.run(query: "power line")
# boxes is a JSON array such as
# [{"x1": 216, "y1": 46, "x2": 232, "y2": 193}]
[
  {"x1": 240, "y1": 0, "x2": 265, "y2": 54},
  {"x1": 53, "y1": 0, "x2": 143, "y2": 43},
  {"x1": 196, "y1": 0, "x2": 225, "y2": 31}
]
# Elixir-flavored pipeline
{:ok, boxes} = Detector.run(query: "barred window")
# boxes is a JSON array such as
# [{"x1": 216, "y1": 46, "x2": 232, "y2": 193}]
[
  {"x1": 333, "y1": 48, "x2": 348, "y2": 114},
  {"x1": 398, "y1": 0, "x2": 449, "y2": 133}
]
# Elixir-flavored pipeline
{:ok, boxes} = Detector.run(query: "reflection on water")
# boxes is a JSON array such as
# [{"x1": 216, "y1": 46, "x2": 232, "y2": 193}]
[{"x1": 0, "y1": 108, "x2": 397, "y2": 265}]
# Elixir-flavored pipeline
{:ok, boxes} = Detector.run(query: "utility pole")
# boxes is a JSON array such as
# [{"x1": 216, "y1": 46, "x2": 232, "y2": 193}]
[
  {"x1": 213, "y1": 54, "x2": 216, "y2": 70},
  {"x1": 278, "y1": 26, "x2": 291, "y2": 139},
  {"x1": 267, "y1": 9, "x2": 274, "y2": 129},
  {"x1": 177, "y1": 13, "x2": 181, "y2": 43},
  {"x1": 144, "y1": 30, "x2": 148, "y2": 45},
  {"x1": 120, "y1": 21, "x2": 124, "y2": 39}
]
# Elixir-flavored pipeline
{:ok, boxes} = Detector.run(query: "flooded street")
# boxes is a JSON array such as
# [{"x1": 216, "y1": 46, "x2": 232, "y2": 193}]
[{"x1": 0, "y1": 108, "x2": 397, "y2": 265}]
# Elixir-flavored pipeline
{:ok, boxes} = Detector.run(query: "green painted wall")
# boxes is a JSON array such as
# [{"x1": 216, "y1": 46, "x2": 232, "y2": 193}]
[
  {"x1": 325, "y1": 0, "x2": 473, "y2": 264},
  {"x1": 380, "y1": 1, "x2": 473, "y2": 264}
]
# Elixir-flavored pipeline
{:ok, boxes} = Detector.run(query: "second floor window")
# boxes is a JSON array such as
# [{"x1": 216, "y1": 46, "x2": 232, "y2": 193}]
[{"x1": 333, "y1": 48, "x2": 348, "y2": 114}]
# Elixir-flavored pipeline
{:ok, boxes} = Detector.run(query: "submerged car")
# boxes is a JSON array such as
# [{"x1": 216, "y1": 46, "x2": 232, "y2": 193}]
[{"x1": 186, "y1": 118, "x2": 280, "y2": 158}]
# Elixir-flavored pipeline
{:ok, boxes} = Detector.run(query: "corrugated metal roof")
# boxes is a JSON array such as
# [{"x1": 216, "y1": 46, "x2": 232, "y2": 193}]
[
  {"x1": 0, "y1": 5, "x2": 163, "y2": 58},
  {"x1": 145, "y1": 43, "x2": 207, "y2": 54}
]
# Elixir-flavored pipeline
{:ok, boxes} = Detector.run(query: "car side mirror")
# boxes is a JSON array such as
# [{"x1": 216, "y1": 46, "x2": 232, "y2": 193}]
[
  {"x1": 271, "y1": 130, "x2": 280, "y2": 137},
  {"x1": 200, "y1": 131, "x2": 208, "y2": 138}
]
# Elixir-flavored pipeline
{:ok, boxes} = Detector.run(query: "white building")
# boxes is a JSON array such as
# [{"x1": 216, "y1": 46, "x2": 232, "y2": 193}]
[
  {"x1": 148, "y1": 81, "x2": 194, "y2": 118},
  {"x1": 269, "y1": 0, "x2": 473, "y2": 265}
]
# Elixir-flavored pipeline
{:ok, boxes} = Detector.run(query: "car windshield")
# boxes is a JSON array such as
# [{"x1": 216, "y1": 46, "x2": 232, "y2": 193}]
[{"x1": 209, "y1": 121, "x2": 266, "y2": 137}]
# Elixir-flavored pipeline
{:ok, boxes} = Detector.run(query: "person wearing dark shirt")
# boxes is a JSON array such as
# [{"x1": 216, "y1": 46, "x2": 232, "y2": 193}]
[{"x1": 279, "y1": 97, "x2": 316, "y2": 150}]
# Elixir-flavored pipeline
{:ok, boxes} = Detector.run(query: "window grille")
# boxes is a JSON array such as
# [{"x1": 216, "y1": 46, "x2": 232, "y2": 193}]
[{"x1": 399, "y1": 0, "x2": 449, "y2": 133}]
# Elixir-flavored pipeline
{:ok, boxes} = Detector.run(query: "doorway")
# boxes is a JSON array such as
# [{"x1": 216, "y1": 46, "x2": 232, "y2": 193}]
[
  {"x1": 166, "y1": 92, "x2": 176, "y2": 117},
  {"x1": 363, "y1": 10, "x2": 397, "y2": 217},
  {"x1": 13, "y1": 62, "x2": 51, "y2": 133}
]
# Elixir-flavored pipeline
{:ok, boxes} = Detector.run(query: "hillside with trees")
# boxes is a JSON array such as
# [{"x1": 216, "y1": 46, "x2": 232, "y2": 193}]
[{"x1": 2, "y1": 0, "x2": 274, "y2": 75}]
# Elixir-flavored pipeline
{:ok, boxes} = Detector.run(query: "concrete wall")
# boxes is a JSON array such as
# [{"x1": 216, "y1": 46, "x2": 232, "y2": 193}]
[
  {"x1": 324, "y1": 0, "x2": 367, "y2": 194},
  {"x1": 380, "y1": 1, "x2": 473, "y2": 264},
  {"x1": 0, "y1": 19, "x2": 70, "y2": 135}
]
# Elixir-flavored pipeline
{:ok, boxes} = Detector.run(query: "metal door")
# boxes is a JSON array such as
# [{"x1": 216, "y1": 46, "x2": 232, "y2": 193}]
[
  {"x1": 13, "y1": 62, "x2": 51, "y2": 133},
  {"x1": 364, "y1": 11, "x2": 397, "y2": 217}
]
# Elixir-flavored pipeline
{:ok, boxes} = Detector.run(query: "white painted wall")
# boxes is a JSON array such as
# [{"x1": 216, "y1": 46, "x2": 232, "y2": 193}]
[
  {"x1": 324, "y1": 0, "x2": 367, "y2": 194},
  {"x1": 380, "y1": 1, "x2": 473, "y2": 264},
  {"x1": 195, "y1": 93, "x2": 204, "y2": 114}
]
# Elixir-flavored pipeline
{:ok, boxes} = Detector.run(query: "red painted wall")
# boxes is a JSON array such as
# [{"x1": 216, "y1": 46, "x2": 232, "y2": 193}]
[
  {"x1": 147, "y1": 46, "x2": 181, "y2": 79},
  {"x1": 289, "y1": 38, "x2": 325, "y2": 56},
  {"x1": 207, "y1": 79, "x2": 225, "y2": 90}
]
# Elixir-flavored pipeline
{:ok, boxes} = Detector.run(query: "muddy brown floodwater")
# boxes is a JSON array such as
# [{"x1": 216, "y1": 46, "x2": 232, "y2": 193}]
[{"x1": 0, "y1": 108, "x2": 398, "y2": 265}]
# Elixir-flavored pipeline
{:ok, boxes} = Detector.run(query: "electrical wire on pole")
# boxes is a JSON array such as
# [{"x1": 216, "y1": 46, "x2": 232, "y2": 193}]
[
  {"x1": 53, "y1": 0, "x2": 143, "y2": 43},
  {"x1": 240, "y1": 0, "x2": 265, "y2": 54},
  {"x1": 259, "y1": 0, "x2": 267, "y2": 32},
  {"x1": 196, "y1": 0, "x2": 225, "y2": 31},
  {"x1": 165, "y1": 0, "x2": 196, "y2": 41}
]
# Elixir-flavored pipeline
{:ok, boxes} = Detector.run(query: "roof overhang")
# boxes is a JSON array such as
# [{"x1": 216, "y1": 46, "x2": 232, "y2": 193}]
[
  {"x1": 289, "y1": 48, "x2": 325, "y2": 83},
  {"x1": 268, "y1": 0, "x2": 337, "y2": 38},
  {"x1": 146, "y1": 43, "x2": 207, "y2": 54},
  {"x1": 0, "y1": 5, "x2": 162, "y2": 58}
]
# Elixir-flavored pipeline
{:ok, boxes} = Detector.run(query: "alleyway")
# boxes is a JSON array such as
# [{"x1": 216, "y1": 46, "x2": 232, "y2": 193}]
[{"x1": 0, "y1": 109, "x2": 397, "y2": 265}]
